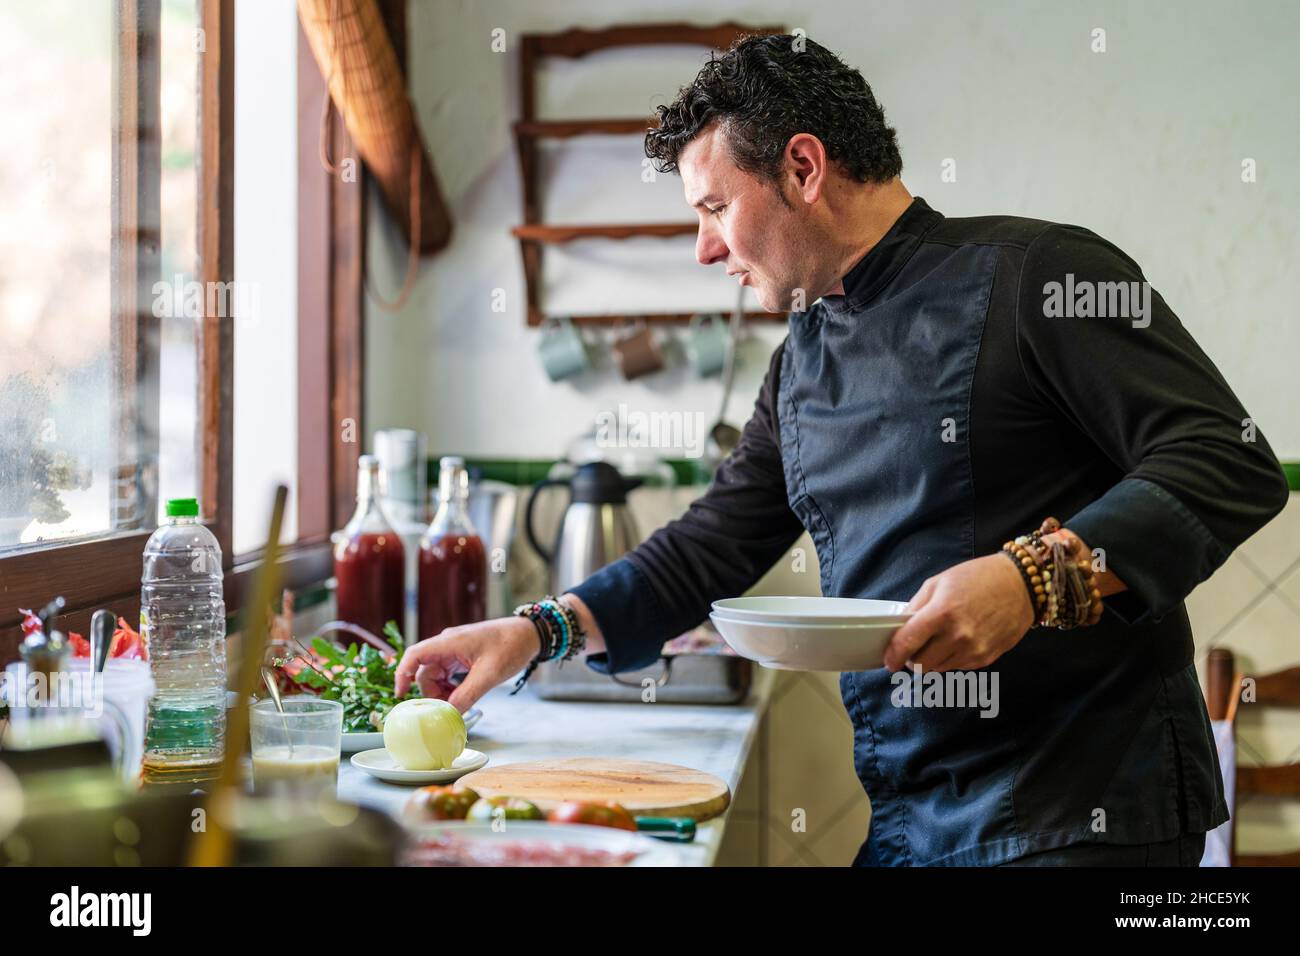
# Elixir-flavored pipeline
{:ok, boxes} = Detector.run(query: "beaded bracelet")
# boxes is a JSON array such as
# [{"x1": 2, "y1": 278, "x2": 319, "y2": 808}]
[
  {"x1": 1034, "y1": 519, "x2": 1103, "y2": 629},
  {"x1": 1001, "y1": 517, "x2": 1103, "y2": 629},
  {"x1": 1001, "y1": 540, "x2": 1048, "y2": 620},
  {"x1": 509, "y1": 595, "x2": 587, "y2": 694}
]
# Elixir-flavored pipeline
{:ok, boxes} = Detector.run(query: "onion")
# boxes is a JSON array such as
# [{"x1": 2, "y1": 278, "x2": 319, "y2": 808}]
[{"x1": 383, "y1": 698, "x2": 466, "y2": 771}]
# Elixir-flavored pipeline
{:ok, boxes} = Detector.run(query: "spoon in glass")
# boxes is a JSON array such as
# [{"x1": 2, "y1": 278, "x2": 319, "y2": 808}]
[{"x1": 260, "y1": 666, "x2": 293, "y2": 758}]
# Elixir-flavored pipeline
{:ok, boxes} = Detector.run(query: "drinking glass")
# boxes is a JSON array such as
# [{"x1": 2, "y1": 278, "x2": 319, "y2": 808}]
[{"x1": 249, "y1": 697, "x2": 343, "y2": 799}]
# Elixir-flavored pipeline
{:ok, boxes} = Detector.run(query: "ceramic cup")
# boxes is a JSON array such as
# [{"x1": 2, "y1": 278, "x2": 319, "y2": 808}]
[
  {"x1": 685, "y1": 313, "x2": 729, "y2": 378},
  {"x1": 611, "y1": 318, "x2": 664, "y2": 380},
  {"x1": 536, "y1": 316, "x2": 591, "y2": 382}
]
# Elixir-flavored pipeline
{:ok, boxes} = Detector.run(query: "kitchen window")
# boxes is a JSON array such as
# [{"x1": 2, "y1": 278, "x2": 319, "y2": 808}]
[
  {"x1": 0, "y1": 0, "x2": 198, "y2": 552},
  {"x1": 0, "y1": 0, "x2": 369, "y2": 653}
]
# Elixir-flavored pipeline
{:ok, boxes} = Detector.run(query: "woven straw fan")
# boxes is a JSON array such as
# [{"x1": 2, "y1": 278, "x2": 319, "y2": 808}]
[{"x1": 298, "y1": 0, "x2": 451, "y2": 262}]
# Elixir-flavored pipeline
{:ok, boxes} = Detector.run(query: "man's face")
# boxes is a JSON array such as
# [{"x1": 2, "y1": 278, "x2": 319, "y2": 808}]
[{"x1": 679, "y1": 124, "x2": 815, "y2": 313}]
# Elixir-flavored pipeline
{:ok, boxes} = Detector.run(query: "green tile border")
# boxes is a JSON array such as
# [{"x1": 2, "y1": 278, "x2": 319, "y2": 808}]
[
  {"x1": 442, "y1": 456, "x2": 1300, "y2": 493},
  {"x1": 293, "y1": 583, "x2": 333, "y2": 614},
  {"x1": 429, "y1": 456, "x2": 711, "y2": 488}
]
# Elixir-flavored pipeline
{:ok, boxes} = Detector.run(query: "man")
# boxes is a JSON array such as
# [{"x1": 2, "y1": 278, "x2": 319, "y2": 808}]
[{"x1": 396, "y1": 36, "x2": 1289, "y2": 866}]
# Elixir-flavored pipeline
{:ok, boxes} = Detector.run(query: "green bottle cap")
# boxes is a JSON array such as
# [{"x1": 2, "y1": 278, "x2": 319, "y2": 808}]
[{"x1": 166, "y1": 497, "x2": 199, "y2": 517}]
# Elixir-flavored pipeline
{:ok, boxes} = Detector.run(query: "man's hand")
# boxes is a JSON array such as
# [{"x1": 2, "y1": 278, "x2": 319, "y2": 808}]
[
  {"x1": 394, "y1": 617, "x2": 540, "y2": 713},
  {"x1": 882, "y1": 553, "x2": 1035, "y2": 673}
]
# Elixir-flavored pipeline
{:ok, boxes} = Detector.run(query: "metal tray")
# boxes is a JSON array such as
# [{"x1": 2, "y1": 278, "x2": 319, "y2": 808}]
[{"x1": 529, "y1": 652, "x2": 752, "y2": 705}]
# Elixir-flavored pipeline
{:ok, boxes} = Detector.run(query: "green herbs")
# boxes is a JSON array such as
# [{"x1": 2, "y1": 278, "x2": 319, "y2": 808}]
[{"x1": 286, "y1": 621, "x2": 418, "y2": 733}]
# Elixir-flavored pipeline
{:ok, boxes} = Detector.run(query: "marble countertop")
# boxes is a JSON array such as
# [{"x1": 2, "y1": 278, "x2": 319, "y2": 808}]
[{"x1": 337, "y1": 667, "x2": 775, "y2": 866}]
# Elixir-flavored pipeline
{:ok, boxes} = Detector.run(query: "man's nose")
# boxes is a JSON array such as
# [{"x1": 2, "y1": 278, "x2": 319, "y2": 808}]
[{"x1": 696, "y1": 220, "x2": 728, "y2": 267}]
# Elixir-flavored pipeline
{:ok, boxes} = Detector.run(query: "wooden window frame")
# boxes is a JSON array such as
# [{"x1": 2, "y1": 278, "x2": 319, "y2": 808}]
[{"x1": 0, "y1": 0, "x2": 383, "y2": 659}]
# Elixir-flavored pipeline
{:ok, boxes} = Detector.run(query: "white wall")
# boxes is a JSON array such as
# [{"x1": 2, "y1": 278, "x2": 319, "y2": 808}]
[
  {"x1": 233, "y1": 0, "x2": 298, "y2": 551},
  {"x1": 366, "y1": 0, "x2": 1299, "y2": 461}
]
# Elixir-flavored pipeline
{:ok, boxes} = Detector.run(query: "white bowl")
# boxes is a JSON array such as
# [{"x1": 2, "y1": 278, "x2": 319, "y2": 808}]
[
  {"x1": 709, "y1": 612, "x2": 909, "y2": 672},
  {"x1": 711, "y1": 596, "x2": 910, "y2": 625}
]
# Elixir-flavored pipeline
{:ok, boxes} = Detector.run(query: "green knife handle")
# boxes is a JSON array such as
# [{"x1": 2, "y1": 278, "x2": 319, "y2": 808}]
[{"x1": 635, "y1": 817, "x2": 697, "y2": 842}]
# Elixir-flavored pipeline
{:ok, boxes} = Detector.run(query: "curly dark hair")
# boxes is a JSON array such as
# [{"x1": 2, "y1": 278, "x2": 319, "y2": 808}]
[{"x1": 645, "y1": 34, "x2": 902, "y2": 187}]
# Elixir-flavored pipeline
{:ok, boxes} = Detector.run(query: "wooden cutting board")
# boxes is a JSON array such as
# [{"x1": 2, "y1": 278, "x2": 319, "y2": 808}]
[{"x1": 457, "y1": 757, "x2": 731, "y2": 821}]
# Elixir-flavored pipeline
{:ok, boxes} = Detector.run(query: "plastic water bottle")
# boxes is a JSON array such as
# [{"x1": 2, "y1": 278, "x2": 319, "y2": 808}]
[{"x1": 140, "y1": 497, "x2": 226, "y2": 786}]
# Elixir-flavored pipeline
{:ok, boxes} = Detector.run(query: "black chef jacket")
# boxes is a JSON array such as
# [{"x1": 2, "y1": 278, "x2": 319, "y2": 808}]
[{"x1": 570, "y1": 196, "x2": 1289, "y2": 866}]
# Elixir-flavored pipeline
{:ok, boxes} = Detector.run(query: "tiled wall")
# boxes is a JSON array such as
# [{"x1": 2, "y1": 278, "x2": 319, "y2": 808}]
[{"x1": 1186, "y1": 493, "x2": 1300, "y2": 857}]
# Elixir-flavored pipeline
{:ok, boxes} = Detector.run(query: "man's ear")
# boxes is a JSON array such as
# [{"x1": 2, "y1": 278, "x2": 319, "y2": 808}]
[{"x1": 785, "y1": 133, "x2": 830, "y2": 204}]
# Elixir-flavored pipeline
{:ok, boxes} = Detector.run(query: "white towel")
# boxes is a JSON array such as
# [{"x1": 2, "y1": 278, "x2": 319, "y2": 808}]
[{"x1": 1200, "y1": 719, "x2": 1235, "y2": 867}]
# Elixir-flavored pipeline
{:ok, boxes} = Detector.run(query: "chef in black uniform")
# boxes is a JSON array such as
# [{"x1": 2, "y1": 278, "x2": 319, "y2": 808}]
[{"x1": 397, "y1": 35, "x2": 1289, "y2": 866}]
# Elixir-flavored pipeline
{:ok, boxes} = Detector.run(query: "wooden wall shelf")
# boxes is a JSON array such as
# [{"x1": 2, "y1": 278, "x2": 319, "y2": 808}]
[
  {"x1": 514, "y1": 117, "x2": 659, "y2": 139},
  {"x1": 513, "y1": 21, "x2": 785, "y2": 328},
  {"x1": 511, "y1": 222, "x2": 696, "y2": 243}
]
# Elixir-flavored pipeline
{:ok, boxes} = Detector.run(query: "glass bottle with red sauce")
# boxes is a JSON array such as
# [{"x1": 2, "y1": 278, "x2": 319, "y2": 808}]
[
  {"x1": 333, "y1": 455, "x2": 405, "y2": 639},
  {"x1": 418, "y1": 456, "x2": 486, "y2": 641}
]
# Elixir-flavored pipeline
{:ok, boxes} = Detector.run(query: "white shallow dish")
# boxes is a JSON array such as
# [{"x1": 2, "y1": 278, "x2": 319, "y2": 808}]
[
  {"x1": 709, "y1": 612, "x2": 910, "y2": 672},
  {"x1": 402, "y1": 821, "x2": 684, "y2": 867},
  {"x1": 711, "y1": 596, "x2": 910, "y2": 625},
  {"x1": 350, "y1": 747, "x2": 488, "y2": 785},
  {"x1": 341, "y1": 706, "x2": 481, "y2": 754}
]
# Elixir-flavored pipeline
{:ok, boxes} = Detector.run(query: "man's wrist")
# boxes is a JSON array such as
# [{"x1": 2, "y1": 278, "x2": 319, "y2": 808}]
[
  {"x1": 1008, "y1": 520, "x2": 1106, "y2": 629},
  {"x1": 558, "y1": 592, "x2": 606, "y2": 656},
  {"x1": 507, "y1": 595, "x2": 589, "y2": 696}
]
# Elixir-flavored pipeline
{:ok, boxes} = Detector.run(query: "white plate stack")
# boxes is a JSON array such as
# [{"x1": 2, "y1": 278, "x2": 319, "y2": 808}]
[{"x1": 709, "y1": 597, "x2": 912, "y2": 672}]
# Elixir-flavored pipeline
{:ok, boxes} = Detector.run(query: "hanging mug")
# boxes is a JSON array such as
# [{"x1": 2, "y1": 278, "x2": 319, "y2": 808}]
[
  {"x1": 685, "y1": 313, "x2": 730, "y2": 378},
  {"x1": 611, "y1": 318, "x2": 665, "y2": 380},
  {"x1": 536, "y1": 316, "x2": 591, "y2": 382}
]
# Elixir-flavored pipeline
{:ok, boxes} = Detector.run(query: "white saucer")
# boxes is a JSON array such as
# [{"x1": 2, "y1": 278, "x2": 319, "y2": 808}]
[{"x1": 350, "y1": 747, "x2": 488, "y2": 785}]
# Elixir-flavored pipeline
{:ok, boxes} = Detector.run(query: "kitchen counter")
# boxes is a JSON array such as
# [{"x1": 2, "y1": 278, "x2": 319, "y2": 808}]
[{"x1": 337, "y1": 666, "x2": 775, "y2": 865}]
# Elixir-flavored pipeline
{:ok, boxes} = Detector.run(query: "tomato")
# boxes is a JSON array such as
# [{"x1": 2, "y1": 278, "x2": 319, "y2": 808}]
[
  {"x1": 109, "y1": 618, "x2": 147, "y2": 660},
  {"x1": 547, "y1": 800, "x2": 638, "y2": 832},
  {"x1": 466, "y1": 795, "x2": 543, "y2": 823},
  {"x1": 408, "y1": 785, "x2": 480, "y2": 821},
  {"x1": 40, "y1": 614, "x2": 148, "y2": 661}
]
